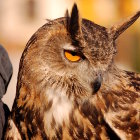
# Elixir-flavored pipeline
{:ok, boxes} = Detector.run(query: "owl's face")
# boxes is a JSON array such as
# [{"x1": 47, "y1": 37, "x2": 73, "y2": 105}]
[
  {"x1": 21, "y1": 4, "x2": 139, "y2": 103},
  {"x1": 23, "y1": 20, "x2": 112, "y2": 100}
]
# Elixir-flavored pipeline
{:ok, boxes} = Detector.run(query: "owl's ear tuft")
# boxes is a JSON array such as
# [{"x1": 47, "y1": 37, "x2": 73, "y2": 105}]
[
  {"x1": 66, "y1": 3, "x2": 82, "y2": 46},
  {"x1": 65, "y1": 9, "x2": 69, "y2": 18},
  {"x1": 109, "y1": 11, "x2": 140, "y2": 40},
  {"x1": 65, "y1": 9, "x2": 70, "y2": 31}
]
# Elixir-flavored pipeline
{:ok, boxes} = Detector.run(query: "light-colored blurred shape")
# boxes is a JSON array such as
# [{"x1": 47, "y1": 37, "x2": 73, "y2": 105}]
[
  {"x1": 77, "y1": 0, "x2": 117, "y2": 26},
  {"x1": 92, "y1": 0, "x2": 117, "y2": 26},
  {"x1": 0, "y1": 0, "x2": 75, "y2": 48},
  {"x1": 77, "y1": 0, "x2": 95, "y2": 20},
  {"x1": 2, "y1": 52, "x2": 21, "y2": 110},
  {"x1": 40, "y1": 0, "x2": 75, "y2": 19}
]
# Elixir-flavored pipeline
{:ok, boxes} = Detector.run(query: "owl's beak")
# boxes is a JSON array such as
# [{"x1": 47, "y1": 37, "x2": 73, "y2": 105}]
[{"x1": 92, "y1": 74, "x2": 102, "y2": 94}]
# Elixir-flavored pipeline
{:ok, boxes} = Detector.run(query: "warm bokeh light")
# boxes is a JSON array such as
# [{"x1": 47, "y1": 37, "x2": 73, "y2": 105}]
[{"x1": 1, "y1": 0, "x2": 140, "y2": 109}]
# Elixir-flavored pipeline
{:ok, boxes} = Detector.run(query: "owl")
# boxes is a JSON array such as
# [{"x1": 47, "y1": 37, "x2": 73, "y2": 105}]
[{"x1": 5, "y1": 4, "x2": 140, "y2": 140}]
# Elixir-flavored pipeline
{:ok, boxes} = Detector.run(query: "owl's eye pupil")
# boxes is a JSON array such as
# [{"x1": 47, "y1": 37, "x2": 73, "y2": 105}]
[{"x1": 71, "y1": 52, "x2": 77, "y2": 56}]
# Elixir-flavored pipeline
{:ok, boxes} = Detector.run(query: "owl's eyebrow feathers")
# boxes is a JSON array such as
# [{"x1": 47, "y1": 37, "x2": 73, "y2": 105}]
[
  {"x1": 63, "y1": 43, "x2": 86, "y2": 60},
  {"x1": 63, "y1": 44, "x2": 76, "y2": 51},
  {"x1": 63, "y1": 43, "x2": 83, "y2": 52}
]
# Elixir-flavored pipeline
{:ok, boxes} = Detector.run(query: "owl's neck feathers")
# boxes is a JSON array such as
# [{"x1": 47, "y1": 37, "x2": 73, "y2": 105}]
[
  {"x1": 43, "y1": 64, "x2": 140, "y2": 138},
  {"x1": 11, "y1": 63, "x2": 139, "y2": 139}
]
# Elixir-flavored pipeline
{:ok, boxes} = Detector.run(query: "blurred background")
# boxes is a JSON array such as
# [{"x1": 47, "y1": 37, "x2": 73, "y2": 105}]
[{"x1": 1, "y1": 0, "x2": 140, "y2": 109}]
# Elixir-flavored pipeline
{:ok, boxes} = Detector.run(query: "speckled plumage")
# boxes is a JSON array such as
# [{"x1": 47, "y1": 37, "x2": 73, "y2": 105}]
[{"x1": 5, "y1": 4, "x2": 140, "y2": 140}]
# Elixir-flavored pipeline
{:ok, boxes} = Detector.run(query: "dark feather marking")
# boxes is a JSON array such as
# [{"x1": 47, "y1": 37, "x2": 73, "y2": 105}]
[
  {"x1": 51, "y1": 136, "x2": 58, "y2": 140},
  {"x1": 68, "y1": 127, "x2": 73, "y2": 137},
  {"x1": 102, "y1": 88, "x2": 138, "y2": 112},
  {"x1": 14, "y1": 107, "x2": 26, "y2": 139},
  {"x1": 116, "y1": 90, "x2": 138, "y2": 103},
  {"x1": 126, "y1": 71, "x2": 140, "y2": 91},
  {"x1": 101, "y1": 93, "x2": 112, "y2": 110},
  {"x1": 27, "y1": 128, "x2": 32, "y2": 138},
  {"x1": 131, "y1": 82, "x2": 140, "y2": 91},
  {"x1": 34, "y1": 110, "x2": 48, "y2": 139},
  {"x1": 76, "y1": 125, "x2": 84, "y2": 139},
  {"x1": 117, "y1": 109, "x2": 137, "y2": 122},
  {"x1": 103, "y1": 120, "x2": 120, "y2": 140},
  {"x1": 14, "y1": 103, "x2": 48, "y2": 139},
  {"x1": 69, "y1": 111, "x2": 79, "y2": 127},
  {"x1": 69, "y1": 111, "x2": 86, "y2": 139},
  {"x1": 113, "y1": 121, "x2": 139, "y2": 138},
  {"x1": 113, "y1": 100, "x2": 129, "y2": 111},
  {"x1": 46, "y1": 100, "x2": 53, "y2": 111},
  {"x1": 86, "y1": 128, "x2": 93, "y2": 140},
  {"x1": 6, "y1": 137, "x2": 14, "y2": 140},
  {"x1": 51, "y1": 116, "x2": 56, "y2": 129},
  {"x1": 55, "y1": 125, "x2": 62, "y2": 140},
  {"x1": 80, "y1": 101, "x2": 99, "y2": 127}
]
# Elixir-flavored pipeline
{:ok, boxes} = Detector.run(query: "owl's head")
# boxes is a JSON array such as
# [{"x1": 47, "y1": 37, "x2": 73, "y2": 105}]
[{"x1": 20, "y1": 4, "x2": 140, "y2": 102}]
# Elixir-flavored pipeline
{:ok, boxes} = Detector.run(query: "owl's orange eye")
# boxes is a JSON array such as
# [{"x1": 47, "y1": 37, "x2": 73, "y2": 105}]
[{"x1": 64, "y1": 50, "x2": 81, "y2": 62}]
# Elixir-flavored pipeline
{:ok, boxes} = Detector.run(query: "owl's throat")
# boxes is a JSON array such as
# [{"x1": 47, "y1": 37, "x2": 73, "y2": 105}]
[{"x1": 44, "y1": 87, "x2": 73, "y2": 128}]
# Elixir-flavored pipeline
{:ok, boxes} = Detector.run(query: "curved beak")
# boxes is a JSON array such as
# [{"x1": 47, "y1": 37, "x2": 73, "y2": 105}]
[{"x1": 92, "y1": 73, "x2": 102, "y2": 94}]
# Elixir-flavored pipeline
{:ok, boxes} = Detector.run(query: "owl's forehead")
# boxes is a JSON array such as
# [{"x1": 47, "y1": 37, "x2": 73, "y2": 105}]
[
  {"x1": 81, "y1": 19, "x2": 109, "y2": 46},
  {"x1": 38, "y1": 18, "x2": 109, "y2": 46},
  {"x1": 82, "y1": 19, "x2": 108, "y2": 38}
]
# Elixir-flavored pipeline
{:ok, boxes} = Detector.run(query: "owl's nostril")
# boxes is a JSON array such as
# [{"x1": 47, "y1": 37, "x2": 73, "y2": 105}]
[{"x1": 92, "y1": 75, "x2": 102, "y2": 94}]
